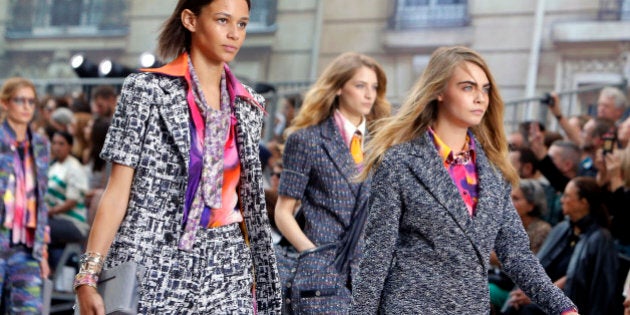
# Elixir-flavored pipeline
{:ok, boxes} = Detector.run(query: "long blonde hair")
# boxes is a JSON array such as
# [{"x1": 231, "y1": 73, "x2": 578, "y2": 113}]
[
  {"x1": 285, "y1": 52, "x2": 391, "y2": 137},
  {"x1": 360, "y1": 46, "x2": 518, "y2": 185}
]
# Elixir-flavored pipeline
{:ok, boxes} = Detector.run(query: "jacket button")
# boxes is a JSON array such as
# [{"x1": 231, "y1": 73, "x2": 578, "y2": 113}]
[
  {"x1": 291, "y1": 268, "x2": 296, "y2": 273},
  {"x1": 285, "y1": 298, "x2": 291, "y2": 304},
  {"x1": 315, "y1": 290, "x2": 321, "y2": 296},
  {"x1": 286, "y1": 283, "x2": 291, "y2": 288}
]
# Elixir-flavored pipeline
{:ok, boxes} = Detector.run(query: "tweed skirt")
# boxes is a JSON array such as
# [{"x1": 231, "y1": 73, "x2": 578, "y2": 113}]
[{"x1": 109, "y1": 220, "x2": 254, "y2": 315}]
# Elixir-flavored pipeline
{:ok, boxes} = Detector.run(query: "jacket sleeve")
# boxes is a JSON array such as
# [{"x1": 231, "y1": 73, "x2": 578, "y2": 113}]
[
  {"x1": 495, "y1": 182, "x2": 577, "y2": 314},
  {"x1": 350, "y1": 154, "x2": 403, "y2": 315}
]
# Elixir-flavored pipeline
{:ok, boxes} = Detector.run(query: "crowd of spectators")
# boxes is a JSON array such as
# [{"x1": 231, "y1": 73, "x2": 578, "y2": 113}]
[
  {"x1": 26, "y1": 86, "x2": 114, "y2": 273},
  {"x1": 488, "y1": 87, "x2": 630, "y2": 315}
]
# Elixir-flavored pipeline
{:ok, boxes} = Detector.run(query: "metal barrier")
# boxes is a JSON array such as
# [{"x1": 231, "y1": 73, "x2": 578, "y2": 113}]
[{"x1": 503, "y1": 82, "x2": 628, "y2": 132}]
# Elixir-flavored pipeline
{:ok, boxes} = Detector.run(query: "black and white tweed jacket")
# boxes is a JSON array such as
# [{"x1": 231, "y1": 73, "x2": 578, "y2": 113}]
[{"x1": 100, "y1": 71, "x2": 282, "y2": 314}]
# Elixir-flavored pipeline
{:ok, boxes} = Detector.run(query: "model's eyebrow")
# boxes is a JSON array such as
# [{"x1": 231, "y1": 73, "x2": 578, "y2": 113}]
[
  {"x1": 214, "y1": 12, "x2": 250, "y2": 21},
  {"x1": 457, "y1": 80, "x2": 491, "y2": 88},
  {"x1": 352, "y1": 79, "x2": 378, "y2": 86}
]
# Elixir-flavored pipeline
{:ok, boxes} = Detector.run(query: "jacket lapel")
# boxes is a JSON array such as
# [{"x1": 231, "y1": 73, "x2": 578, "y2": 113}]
[
  {"x1": 408, "y1": 132, "x2": 472, "y2": 232},
  {"x1": 155, "y1": 78, "x2": 191, "y2": 173},
  {"x1": 320, "y1": 117, "x2": 360, "y2": 197}
]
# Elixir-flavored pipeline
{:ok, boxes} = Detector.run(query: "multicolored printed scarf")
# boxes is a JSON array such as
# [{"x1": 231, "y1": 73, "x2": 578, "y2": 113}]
[
  {"x1": 3, "y1": 138, "x2": 37, "y2": 246},
  {"x1": 143, "y1": 53, "x2": 263, "y2": 251}
]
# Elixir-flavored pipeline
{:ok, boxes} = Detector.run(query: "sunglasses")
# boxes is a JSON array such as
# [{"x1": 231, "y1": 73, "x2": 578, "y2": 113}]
[
  {"x1": 11, "y1": 97, "x2": 37, "y2": 107},
  {"x1": 271, "y1": 172, "x2": 281, "y2": 178}
]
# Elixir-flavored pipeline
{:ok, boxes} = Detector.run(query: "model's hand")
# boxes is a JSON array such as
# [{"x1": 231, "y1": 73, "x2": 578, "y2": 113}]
[{"x1": 76, "y1": 285, "x2": 105, "y2": 315}]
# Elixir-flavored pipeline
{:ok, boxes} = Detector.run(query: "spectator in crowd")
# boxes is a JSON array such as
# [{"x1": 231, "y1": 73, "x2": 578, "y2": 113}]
[
  {"x1": 489, "y1": 179, "x2": 552, "y2": 310},
  {"x1": 31, "y1": 95, "x2": 57, "y2": 139},
  {"x1": 275, "y1": 51, "x2": 391, "y2": 313},
  {"x1": 577, "y1": 117, "x2": 616, "y2": 177},
  {"x1": 597, "y1": 86, "x2": 628, "y2": 124},
  {"x1": 0, "y1": 77, "x2": 50, "y2": 313},
  {"x1": 82, "y1": 117, "x2": 111, "y2": 225},
  {"x1": 543, "y1": 131, "x2": 564, "y2": 150},
  {"x1": 45, "y1": 131, "x2": 89, "y2": 261},
  {"x1": 509, "y1": 147, "x2": 560, "y2": 225},
  {"x1": 596, "y1": 144, "x2": 630, "y2": 255},
  {"x1": 505, "y1": 177, "x2": 618, "y2": 315},
  {"x1": 48, "y1": 107, "x2": 74, "y2": 139},
  {"x1": 90, "y1": 85, "x2": 117, "y2": 120},
  {"x1": 567, "y1": 114, "x2": 591, "y2": 135},
  {"x1": 70, "y1": 110, "x2": 92, "y2": 161},
  {"x1": 548, "y1": 87, "x2": 627, "y2": 146},
  {"x1": 273, "y1": 93, "x2": 301, "y2": 142},
  {"x1": 74, "y1": 1, "x2": 281, "y2": 314},
  {"x1": 351, "y1": 46, "x2": 577, "y2": 314},
  {"x1": 513, "y1": 179, "x2": 552, "y2": 253},
  {"x1": 530, "y1": 120, "x2": 581, "y2": 194},
  {"x1": 508, "y1": 131, "x2": 525, "y2": 151}
]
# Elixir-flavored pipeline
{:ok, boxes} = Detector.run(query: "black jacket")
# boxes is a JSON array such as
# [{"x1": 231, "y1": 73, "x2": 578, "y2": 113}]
[{"x1": 537, "y1": 216, "x2": 619, "y2": 315}]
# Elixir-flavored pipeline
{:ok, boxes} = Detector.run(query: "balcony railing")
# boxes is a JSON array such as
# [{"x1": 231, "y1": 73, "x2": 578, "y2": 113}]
[
  {"x1": 599, "y1": 0, "x2": 630, "y2": 21},
  {"x1": 248, "y1": 0, "x2": 277, "y2": 33},
  {"x1": 390, "y1": 0, "x2": 469, "y2": 30},
  {"x1": 6, "y1": 0, "x2": 129, "y2": 39}
]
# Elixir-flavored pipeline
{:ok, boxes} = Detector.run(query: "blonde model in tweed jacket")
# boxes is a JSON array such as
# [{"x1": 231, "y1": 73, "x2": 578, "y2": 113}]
[{"x1": 351, "y1": 46, "x2": 579, "y2": 315}]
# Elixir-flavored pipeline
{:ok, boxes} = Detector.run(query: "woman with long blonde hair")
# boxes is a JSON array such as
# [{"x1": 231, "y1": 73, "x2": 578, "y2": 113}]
[
  {"x1": 350, "y1": 46, "x2": 579, "y2": 314},
  {"x1": 275, "y1": 52, "x2": 390, "y2": 313}
]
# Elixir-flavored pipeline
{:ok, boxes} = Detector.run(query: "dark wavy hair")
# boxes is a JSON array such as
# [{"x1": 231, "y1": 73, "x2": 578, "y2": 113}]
[
  {"x1": 157, "y1": 0, "x2": 251, "y2": 61},
  {"x1": 571, "y1": 176, "x2": 610, "y2": 228}
]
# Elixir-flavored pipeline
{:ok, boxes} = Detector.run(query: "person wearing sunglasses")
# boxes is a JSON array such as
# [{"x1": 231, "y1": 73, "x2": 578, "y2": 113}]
[{"x1": 0, "y1": 77, "x2": 51, "y2": 313}]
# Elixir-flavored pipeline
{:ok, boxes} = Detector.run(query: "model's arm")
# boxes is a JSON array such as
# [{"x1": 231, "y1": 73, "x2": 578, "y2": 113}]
[
  {"x1": 350, "y1": 155, "x2": 402, "y2": 315},
  {"x1": 75, "y1": 163, "x2": 134, "y2": 315},
  {"x1": 275, "y1": 195, "x2": 315, "y2": 252},
  {"x1": 495, "y1": 182, "x2": 577, "y2": 315},
  {"x1": 84, "y1": 163, "x2": 134, "y2": 257},
  {"x1": 275, "y1": 131, "x2": 315, "y2": 251}
]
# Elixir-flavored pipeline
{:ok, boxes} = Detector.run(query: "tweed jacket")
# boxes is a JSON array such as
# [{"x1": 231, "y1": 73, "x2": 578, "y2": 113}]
[
  {"x1": 0, "y1": 122, "x2": 49, "y2": 261},
  {"x1": 100, "y1": 71, "x2": 281, "y2": 313},
  {"x1": 350, "y1": 132, "x2": 576, "y2": 315},
  {"x1": 278, "y1": 116, "x2": 371, "y2": 312},
  {"x1": 280, "y1": 116, "x2": 370, "y2": 261}
]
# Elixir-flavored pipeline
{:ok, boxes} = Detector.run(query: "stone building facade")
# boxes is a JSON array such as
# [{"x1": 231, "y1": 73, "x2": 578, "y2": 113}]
[{"x1": 1, "y1": 0, "x2": 629, "y2": 127}]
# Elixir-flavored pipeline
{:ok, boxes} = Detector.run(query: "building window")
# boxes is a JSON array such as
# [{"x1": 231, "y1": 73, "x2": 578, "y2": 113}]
[
  {"x1": 599, "y1": 0, "x2": 630, "y2": 20},
  {"x1": 248, "y1": 0, "x2": 277, "y2": 33},
  {"x1": 390, "y1": 0, "x2": 469, "y2": 29},
  {"x1": 6, "y1": 0, "x2": 129, "y2": 38}
]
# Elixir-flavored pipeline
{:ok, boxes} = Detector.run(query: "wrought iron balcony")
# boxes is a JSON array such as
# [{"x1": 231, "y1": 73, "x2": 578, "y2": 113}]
[
  {"x1": 248, "y1": 0, "x2": 277, "y2": 33},
  {"x1": 390, "y1": 0, "x2": 469, "y2": 30},
  {"x1": 6, "y1": 0, "x2": 129, "y2": 39},
  {"x1": 599, "y1": 0, "x2": 630, "y2": 20}
]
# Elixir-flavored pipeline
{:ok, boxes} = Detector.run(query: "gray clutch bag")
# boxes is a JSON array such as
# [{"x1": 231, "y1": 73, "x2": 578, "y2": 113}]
[{"x1": 75, "y1": 261, "x2": 143, "y2": 315}]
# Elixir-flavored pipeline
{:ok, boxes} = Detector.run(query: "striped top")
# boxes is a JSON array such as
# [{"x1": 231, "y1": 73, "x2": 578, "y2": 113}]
[{"x1": 45, "y1": 155, "x2": 88, "y2": 223}]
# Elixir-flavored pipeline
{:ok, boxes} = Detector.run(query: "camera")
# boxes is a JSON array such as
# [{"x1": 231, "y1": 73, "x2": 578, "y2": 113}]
[
  {"x1": 540, "y1": 92, "x2": 555, "y2": 106},
  {"x1": 602, "y1": 132, "x2": 617, "y2": 155}
]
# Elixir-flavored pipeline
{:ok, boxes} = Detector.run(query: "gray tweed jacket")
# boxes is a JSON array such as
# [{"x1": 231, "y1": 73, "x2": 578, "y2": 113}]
[{"x1": 350, "y1": 132, "x2": 576, "y2": 314}]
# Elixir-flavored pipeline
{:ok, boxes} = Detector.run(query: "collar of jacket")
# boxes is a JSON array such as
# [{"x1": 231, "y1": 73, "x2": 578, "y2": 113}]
[{"x1": 141, "y1": 53, "x2": 264, "y2": 113}]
